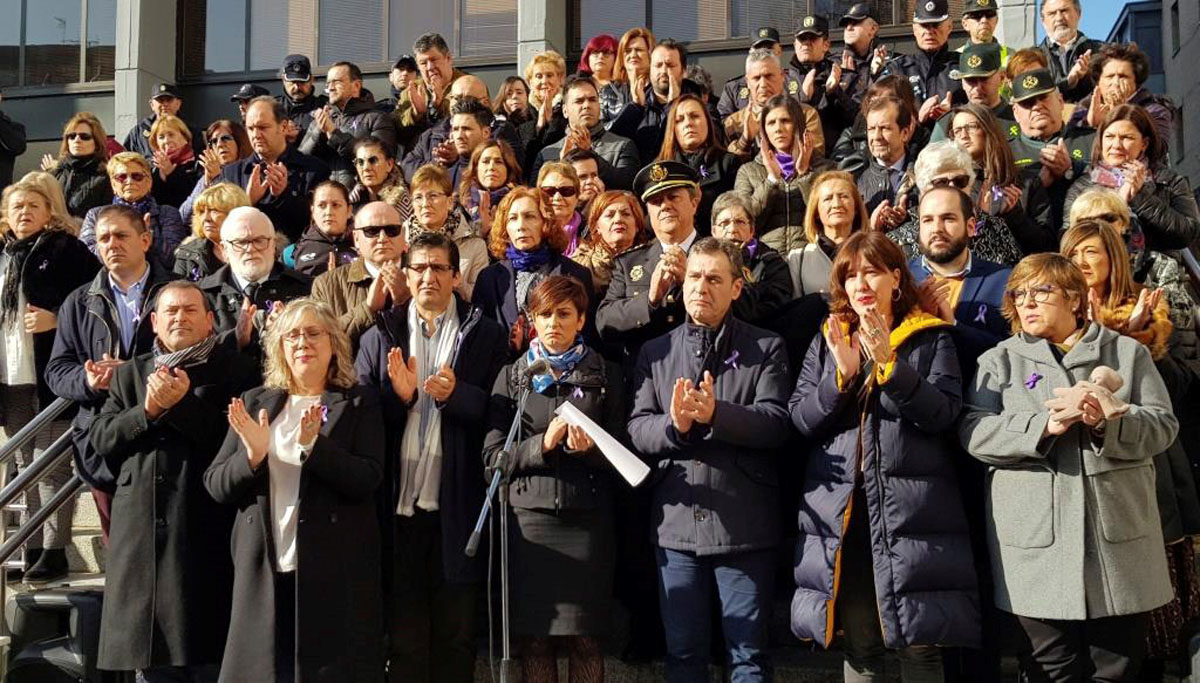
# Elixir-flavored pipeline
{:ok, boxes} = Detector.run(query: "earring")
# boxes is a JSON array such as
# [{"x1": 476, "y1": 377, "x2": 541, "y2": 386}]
[{"x1": 892, "y1": 288, "x2": 901, "y2": 302}]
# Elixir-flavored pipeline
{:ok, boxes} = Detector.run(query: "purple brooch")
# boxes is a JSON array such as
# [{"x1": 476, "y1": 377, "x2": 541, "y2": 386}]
[
  {"x1": 38, "y1": 260, "x2": 48, "y2": 271},
  {"x1": 320, "y1": 404, "x2": 329, "y2": 423},
  {"x1": 572, "y1": 386, "x2": 584, "y2": 399},
  {"x1": 1024, "y1": 372, "x2": 1043, "y2": 390},
  {"x1": 974, "y1": 304, "x2": 987, "y2": 323},
  {"x1": 190, "y1": 266, "x2": 201, "y2": 281},
  {"x1": 724, "y1": 350, "x2": 740, "y2": 370},
  {"x1": 699, "y1": 165, "x2": 710, "y2": 179}
]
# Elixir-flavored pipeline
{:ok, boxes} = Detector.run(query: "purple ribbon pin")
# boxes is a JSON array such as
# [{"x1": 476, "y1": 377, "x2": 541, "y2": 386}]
[
  {"x1": 190, "y1": 266, "x2": 201, "y2": 281},
  {"x1": 1024, "y1": 372, "x2": 1043, "y2": 390},
  {"x1": 724, "y1": 350, "x2": 740, "y2": 369},
  {"x1": 38, "y1": 260, "x2": 48, "y2": 271},
  {"x1": 699, "y1": 165, "x2": 710, "y2": 179},
  {"x1": 572, "y1": 386, "x2": 584, "y2": 399},
  {"x1": 320, "y1": 404, "x2": 329, "y2": 423},
  {"x1": 974, "y1": 304, "x2": 987, "y2": 323}
]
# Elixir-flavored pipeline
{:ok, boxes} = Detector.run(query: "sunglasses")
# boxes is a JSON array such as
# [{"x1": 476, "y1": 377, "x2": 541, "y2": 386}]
[
  {"x1": 114, "y1": 172, "x2": 149, "y2": 183},
  {"x1": 209, "y1": 134, "x2": 235, "y2": 145},
  {"x1": 354, "y1": 155, "x2": 384, "y2": 167},
  {"x1": 540, "y1": 185, "x2": 578, "y2": 198},
  {"x1": 355, "y1": 224, "x2": 403, "y2": 239},
  {"x1": 66, "y1": 132, "x2": 94, "y2": 142},
  {"x1": 930, "y1": 175, "x2": 972, "y2": 190}
]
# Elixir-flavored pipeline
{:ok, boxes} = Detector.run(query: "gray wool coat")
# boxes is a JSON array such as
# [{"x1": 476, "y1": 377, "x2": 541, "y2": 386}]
[{"x1": 959, "y1": 323, "x2": 1179, "y2": 621}]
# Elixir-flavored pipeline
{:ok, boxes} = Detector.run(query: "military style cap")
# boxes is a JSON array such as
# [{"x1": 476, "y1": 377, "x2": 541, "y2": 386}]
[
  {"x1": 392, "y1": 54, "x2": 418, "y2": 72},
  {"x1": 151, "y1": 82, "x2": 181, "y2": 100},
  {"x1": 1010, "y1": 68, "x2": 1057, "y2": 103},
  {"x1": 914, "y1": 0, "x2": 950, "y2": 23},
  {"x1": 955, "y1": 42, "x2": 1002, "y2": 78},
  {"x1": 230, "y1": 83, "x2": 271, "y2": 102},
  {"x1": 840, "y1": 2, "x2": 874, "y2": 26},
  {"x1": 751, "y1": 27, "x2": 781, "y2": 48},
  {"x1": 795, "y1": 15, "x2": 830, "y2": 38},
  {"x1": 634, "y1": 161, "x2": 700, "y2": 202},
  {"x1": 281, "y1": 54, "x2": 313, "y2": 82},
  {"x1": 963, "y1": 0, "x2": 999, "y2": 16}
]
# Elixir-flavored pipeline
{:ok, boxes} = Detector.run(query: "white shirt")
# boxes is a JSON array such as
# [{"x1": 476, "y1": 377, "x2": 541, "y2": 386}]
[
  {"x1": 268, "y1": 395, "x2": 321, "y2": 572},
  {"x1": 0, "y1": 259, "x2": 36, "y2": 386},
  {"x1": 658, "y1": 229, "x2": 699, "y2": 255}
]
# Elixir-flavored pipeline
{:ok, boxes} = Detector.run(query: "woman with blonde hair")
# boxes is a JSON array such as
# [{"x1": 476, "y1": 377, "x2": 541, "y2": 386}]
[
  {"x1": 600, "y1": 27, "x2": 655, "y2": 124},
  {"x1": 789, "y1": 170, "x2": 870, "y2": 298},
  {"x1": 0, "y1": 179, "x2": 101, "y2": 584},
  {"x1": 41, "y1": 112, "x2": 113, "y2": 217},
  {"x1": 82, "y1": 151, "x2": 188, "y2": 269},
  {"x1": 207, "y1": 298, "x2": 384, "y2": 682},
  {"x1": 519, "y1": 52, "x2": 570, "y2": 173},
  {"x1": 148, "y1": 114, "x2": 201, "y2": 209},
  {"x1": 174, "y1": 182, "x2": 248, "y2": 281},
  {"x1": 18, "y1": 171, "x2": 80, "y2": 233}
]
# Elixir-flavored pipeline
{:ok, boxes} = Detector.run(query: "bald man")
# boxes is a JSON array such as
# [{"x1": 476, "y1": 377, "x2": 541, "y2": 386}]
[
  {"x1": 401, "y1": 75, "x2": 524, "y2": 181},
  {"x1": 312, "y1": 201, "x2": 412, "y2": 347},
  {"x1": 197, "y1": 206, "x2": 312, "y2": 346}
]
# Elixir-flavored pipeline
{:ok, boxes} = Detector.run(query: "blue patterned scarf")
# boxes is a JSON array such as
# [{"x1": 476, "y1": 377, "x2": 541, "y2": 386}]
[
  {"x1": 113, "y1": 195, "x2": 154, "y2": 217},
  {"x1": 526, "y1": 335, "x2": 588, "y2": 394},
  {"x1": 507, "y1": 244, "x2": 554, "y2": 273}
]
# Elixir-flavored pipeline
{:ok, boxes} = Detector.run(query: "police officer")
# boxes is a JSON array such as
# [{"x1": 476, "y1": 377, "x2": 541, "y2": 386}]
[
  {"x1": 597, "y1": 161, "x2": 701, "y2": 367},
  {"x1": 930, "y1": 43, "x2": 1016, "y2": 142},
  {"x1": 276, "y1": 54, "x2": 329, "y2": 144},
  {"x1": 1007, "y1": 68, "x2": 1093, "y2": 228},
  {"x1": 839, "y1": 3, "x2": 882, "y2": 109},
  {"x1": 230, "y1": 83, "x2": 271, "y2": 121},
  {"x1": 716, "y1": 28, "x2": 801, "y2": 122},
  {"x1": 882, "y1": 0, "x2": 963, "y2": 125},
  {"x1": 791, "y1": 15, "x2": 855, "y2": 148},
  {"x1": 122, "y1": 83, "x2": 205, "y2": 159},
  {"x1": 957, "y1": 0, "x2": 1009, "y2": 65}
]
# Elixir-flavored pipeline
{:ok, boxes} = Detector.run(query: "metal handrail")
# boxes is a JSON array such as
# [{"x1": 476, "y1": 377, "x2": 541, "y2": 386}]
[
  {"x1": 0, "y1": 473, "x2": 84, "y2": 568},
  {"x1": 0, "y1": 430, "x2": 75, "y2": 513},
  {"x1": 0, "y1": 398, "x2": 73, "y2": 469}
]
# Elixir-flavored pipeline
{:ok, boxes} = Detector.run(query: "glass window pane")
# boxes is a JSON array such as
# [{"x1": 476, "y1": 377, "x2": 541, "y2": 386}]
[
  {"x1": 388, "y1": 0, "x2": 453, "y2": 62},
  {"x1": 206, "y1": 0, "x2": 247, "y2": 73},
  {"x1": 578, "y1": 0, "x2": 645, "y2": 50},
  {"x1": 461, "y1": 0, "x2": 517, "y2": 57},
  {"x1": 86, "y1": 0, "x2": 116, "y2": 82},
  {"x1": 0, "y1": 0, "x2": 19, "y2": 87},
  {"x1": 651, "y1": 0, "x2": 725, "y2": 42},
  {"x1": 24, "y1": 0, "x2": 81, "y2": 85},
  {"x1": 249, "y1": 0, "x2": 289, "y2": 71},
  {"x1": 319, "y1": 0, "x2": 383, "y2": 65}
]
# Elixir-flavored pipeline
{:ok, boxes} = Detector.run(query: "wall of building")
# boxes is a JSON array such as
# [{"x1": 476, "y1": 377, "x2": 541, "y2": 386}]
[{"x1": 1163, "y1": 0, "x2": 1200, "y2": 186}]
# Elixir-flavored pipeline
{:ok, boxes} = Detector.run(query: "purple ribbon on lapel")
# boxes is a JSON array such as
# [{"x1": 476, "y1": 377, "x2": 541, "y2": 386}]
[
  {"x1": 699, "y1": 164, "x2": 710, "y2": 179},
  {"x1": 38, "y1": 260, "x2": 48, "y2": 271},
  {"x1": 190, "y1": 265, "x2": 201, "y2": 281},
  {"x1": 1024, "y1": 372, "x2": 1043, "y2": 390},
  {"x1": 572, "y1": 386, "x2": 584, "y2": 399},
  {"x1": 320, "y1": 404, "x2": 329, "y2": 423},
  {"x1": 724, "y1": 350, "x2": 740, "y2": 370},
  {"x1": 974, "y1": 304, "x2": 987, "y2": 323}
]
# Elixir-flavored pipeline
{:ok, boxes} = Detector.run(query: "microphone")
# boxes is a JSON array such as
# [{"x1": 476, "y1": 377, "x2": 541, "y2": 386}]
[{"x1": 522, "y1": 358, "x2": 551, "y2": 379}]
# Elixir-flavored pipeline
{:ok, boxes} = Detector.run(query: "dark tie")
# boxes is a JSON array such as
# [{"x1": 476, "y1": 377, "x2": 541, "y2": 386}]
[{"x1": 244, "y1": 281, "x2": 260, "y2": 305}]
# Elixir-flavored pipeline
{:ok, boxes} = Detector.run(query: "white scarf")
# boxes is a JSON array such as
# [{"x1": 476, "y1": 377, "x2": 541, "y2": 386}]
[{"x1": 396, "y1": 303, "x2": 460, "y2": 516}]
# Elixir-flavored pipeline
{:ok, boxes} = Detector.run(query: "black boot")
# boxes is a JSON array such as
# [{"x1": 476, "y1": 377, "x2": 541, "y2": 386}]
[
  {"x1": 23, "y1": 547, "x2": 68, "y2": 585},
  {"x1": 5, "y1": 547, "x2": 41, "y2": 581}
]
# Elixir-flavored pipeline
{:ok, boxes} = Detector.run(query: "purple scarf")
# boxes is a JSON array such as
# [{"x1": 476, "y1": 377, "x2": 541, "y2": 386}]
[
  {"x1": 562, "y1": 213, "x2": 582, "y2": 257},
  {"x1": 506, "y1": 244, "x2": 554, "y2": 272},
  {"x1": 775, "y1": 151, "x2": 797, "y2": 180}
]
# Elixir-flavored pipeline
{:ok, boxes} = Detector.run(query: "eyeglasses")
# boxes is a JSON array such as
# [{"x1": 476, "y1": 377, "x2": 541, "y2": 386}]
[
  {"x1": 209, "y1": 134, "x2": 235, "y2": 145},
  {"x1": 355, "y1": 224, "x2": 403, "y2": 239},
  {"x1": 930, "y1": 175, "x2": 972, "y2": 190},
  {"x1": 222, "y1": 236, "x2": 273, "y2": 252},
  {"x1": 113, "y1": 172, "x2": 149, "y2": 184},
  {"x1": 714, "y1": 217, "x2": 751, "y2": 230},
  {"x1": 411, "y1": 192, "x2": 447, "y2": 205},
  {"x1": 541, "y1": 185, "x2": 578, "y2": 198},
  {"x1": 283, "y1": 328, "x2": 329, "y2": 346},
  {"x1": 406, "y1": 262, "x2": 454, "y2": 275},
  {"x1": 354, "y1": 155, "x2": 384, "y2": 167},
  {"x1": 66, "y1": 132, "x2": 94, "y2": 142},
  {"x1": 1007, "y1": 284, "x2": 1060, "y2": 306},
  {"x1": 950, "y1": 122, "x2": 982, "y2": 139}
]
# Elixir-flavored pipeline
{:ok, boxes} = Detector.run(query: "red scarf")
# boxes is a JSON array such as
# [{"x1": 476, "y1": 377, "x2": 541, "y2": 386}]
[{"x1": 168, "y1": 145, "x2": 195, "y2": 166}]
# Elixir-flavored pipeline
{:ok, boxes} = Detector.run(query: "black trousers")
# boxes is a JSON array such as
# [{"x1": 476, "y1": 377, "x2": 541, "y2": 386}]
[
  {"x1": 275, "y1": 571, "x2": 296, "y2": 683},
  {"x1": 1016, "y1": 612, "x2": 1149, "y2": 682},
  {"x1": 388, "y1": 510, "x2": 478, "y2": 683}
]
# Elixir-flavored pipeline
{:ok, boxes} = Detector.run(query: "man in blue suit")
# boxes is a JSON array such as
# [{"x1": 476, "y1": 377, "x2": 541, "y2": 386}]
[{"x1": 909, "y1": 186, "x2": 1011, "y2": 375}]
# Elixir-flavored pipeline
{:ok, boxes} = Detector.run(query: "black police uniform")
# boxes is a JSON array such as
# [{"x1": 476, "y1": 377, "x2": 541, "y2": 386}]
[{"x1": 882, "y1": 45, "x2": 962, "y2": 106}]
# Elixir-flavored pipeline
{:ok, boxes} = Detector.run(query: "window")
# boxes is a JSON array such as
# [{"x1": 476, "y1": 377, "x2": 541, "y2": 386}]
[
  {"x1": 1171, "y1": 0, "x2": 1180, "y2": 54},
  {"x1": 0, "y1": 0, "x2": 114, "y2": 88},
  {"x1": 180, "y1": 0, "x2": 517, "y2": 78},
  {"x1": 573, "y1": 0, "x2": 956, "y2": 49}
]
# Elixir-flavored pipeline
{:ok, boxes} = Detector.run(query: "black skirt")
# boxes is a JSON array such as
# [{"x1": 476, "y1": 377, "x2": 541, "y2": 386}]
[{"x1": 510, "y1": 502, "x2": 616, "y2": 637}]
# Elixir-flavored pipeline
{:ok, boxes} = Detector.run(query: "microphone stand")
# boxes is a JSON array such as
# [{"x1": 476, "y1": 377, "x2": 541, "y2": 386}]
[{"x1": 466, "y1": 374, "x2": 532, "y2": 683}]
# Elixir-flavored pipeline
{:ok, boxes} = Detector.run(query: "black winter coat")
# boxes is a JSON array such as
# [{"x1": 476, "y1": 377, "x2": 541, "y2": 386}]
[
  {"x1": 0, "y1": 109, "x2": 27, "y2": 187},
  {"x1": 1065, "y1": 166, "x2": 1200, "y2": 251},
  {"x1": 486, "y1": 350, "x2": 625, "y2": 511},
  {"x1": 299, "y1": 92, "x2": 398, "y2": 187},
  {"x1": 289, "y1": 224, "x2": 357, "y2": 279},
  {"x1": 172, "y1": 238, "x2": 224, "y2": 282},
  {"x1": 355, "y1": 300, "x2": 508, "y2": 585},
  {"x1": 198, "y1": 263, "x2": 312, "y2": 336},
  {"x1": 216, "y1": 147, "x2": 330, "y2": 241},
  {"x1": 89, "y1": 346, "x2": 260, "y2": 670},
  {"x1": 734, "y1": 241, "x2": 794, "y2": 328},
  {"x1": 672, "y1": 148, "x2": 743, "y2": 236},
  {"x1": 44, "y1": 261, "x2": 178, "y2": 491},
  {"x1": 473, "y1": 255, "x2": 596, "y2": 353},
  {"x1": 880, "y1": 45, "x2": 962, "y2": 107},
  {"x1": 151, "y1": 158, "x2": 202, "y2": 210},
  {"x1": 205, "y1": 385, "x2": 385, "y2": 683},
  {"x1": 628, "y1": 317, "x2": 792, "y2": 555},
  {"x1": 277, "y1": 92, "x2": 330, "y2": 139},
  {"x1": 52, "y1": 155, "x2": 112, "y2": 218}
]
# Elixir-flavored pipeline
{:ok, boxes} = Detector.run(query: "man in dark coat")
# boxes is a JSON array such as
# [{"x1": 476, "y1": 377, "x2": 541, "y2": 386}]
[
  {"x1": 881, "y1": 0, "x2": 963, "y2": 112},
  {"x1": 628, "y1": 237, "x2": 792, "y2": 682},
  {"x1": 856, "y1": 96, "x2": 918, "y2": 218},
  {"x1": 1038, "y1": 0, "x2": 1105, "y2": 103},
  {"x1": 89, "y1": 281, "x2": 260, "y2": 680},
  {"x1": 355, "y1": 232, "x2": 507, "y2": 683},
  {"x1": 219, "y1": 97, "x2": 329, "y2": 241},
  {"x1": 276, "y1": 53, "x2": 328, "y2": 142},
  {"x1": 45, "y1": 205, "x2": 178, "y2": 531},
  {"x1": 930, "y1": 43, "x2": 1017, "y2": 142},
  {"x1": 839, "y1": 3, "x2": 881, "y2": 109},
  {"x1": 400, "y1": 76, "x2": 523, "y2": 182},
  {"x1": 197, "y1": 207, "x2": 310, "y2": 347},
  {"x1": 716, "y1": 27, "x2": 801, "y2": 122},
  {"x1": 121, "y1": 83, "x2": 205, "y2": 159},
  {"x1": 299, "y1": 61, "x2": 398, "y2": 187},
  {"x1": 607, "y1": 40, "x2": 700, "y2": 165},
  {"x1": 0, "y1": 92, "x2": 26, "y2": 187},
  {"x1": 790, "y1": 15, "x2": 856, "y2": 150},
  {"x1": 531, "y1": 76, "x2": 640, "y2": 190}
]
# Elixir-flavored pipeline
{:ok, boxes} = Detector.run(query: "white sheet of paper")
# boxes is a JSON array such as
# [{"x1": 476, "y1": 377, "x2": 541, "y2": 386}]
[{"x1": 555, "y1": 401, "x2": 650, "y2": 487}]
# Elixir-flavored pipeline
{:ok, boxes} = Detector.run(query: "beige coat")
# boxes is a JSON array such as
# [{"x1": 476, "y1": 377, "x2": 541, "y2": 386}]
[
  {"x1": 403, "y1": 213, "x2": 488, "y2": 302},
  {"x1": 960, "y1": 323, "x2": 1178, "y2": 620}
]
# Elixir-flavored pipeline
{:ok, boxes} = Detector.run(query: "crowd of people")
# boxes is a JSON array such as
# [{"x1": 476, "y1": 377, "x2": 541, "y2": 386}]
[{"x1": 1, "y1": 0, "x2": 1199, "y2": 681}]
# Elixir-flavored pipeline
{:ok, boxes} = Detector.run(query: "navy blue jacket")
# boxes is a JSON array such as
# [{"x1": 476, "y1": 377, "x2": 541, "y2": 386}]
[
  {"x1": 354, "y1": 298, "x2": 507, "y2": 585},
  {"x1": 45, "y1": 261, "x2": 178, "y2": 491},
  {"x1": 628, "y1": 316, "x2": 791, "y2": 555},
  {"x1": 472, "y1": 254, "x2": 596, "y2": 353},
  {"x1": 216, "y1": 145, "x2": 330, "y2": 241},
  {"x1": 909, "y1": 256, "x2": 1012, "y2": 375},
  {"x1": 788, "y1": 311, "x2": 979, "y2": 650}
]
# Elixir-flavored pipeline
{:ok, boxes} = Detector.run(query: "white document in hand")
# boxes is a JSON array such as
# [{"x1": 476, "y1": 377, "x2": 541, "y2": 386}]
[{"x1": 554, "y1": 401, "x2": 650, "y2": 487}]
